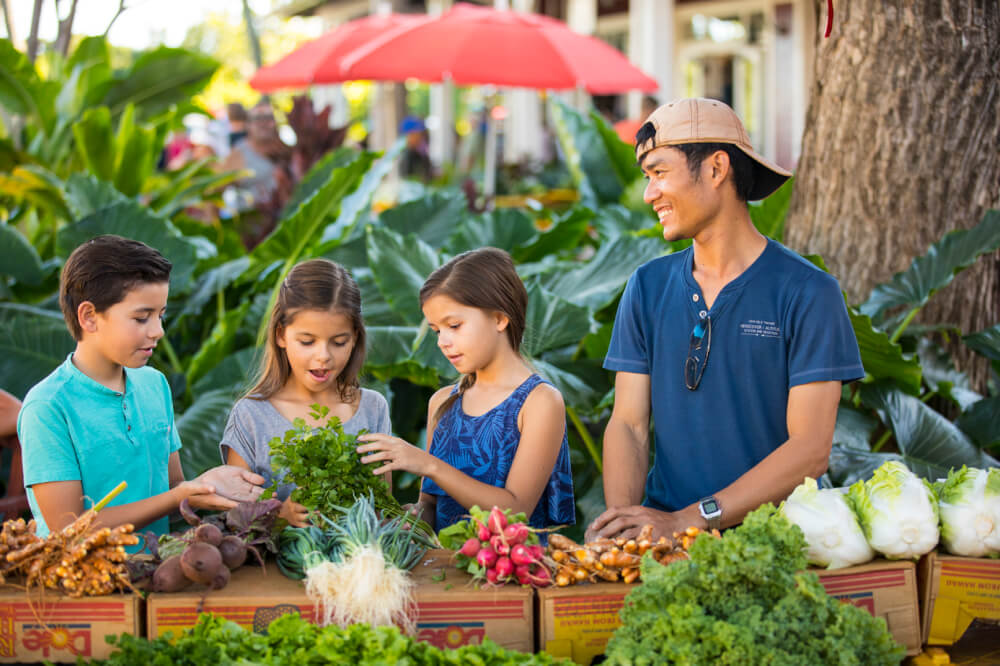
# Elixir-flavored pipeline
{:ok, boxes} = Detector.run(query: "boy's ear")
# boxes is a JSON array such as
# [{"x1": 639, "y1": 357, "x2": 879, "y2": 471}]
[{"x1": 77, "y1": 301, "x2": 99, "y2": 334}]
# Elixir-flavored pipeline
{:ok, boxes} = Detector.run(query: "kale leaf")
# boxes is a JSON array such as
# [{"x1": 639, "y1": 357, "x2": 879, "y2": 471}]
[{"x1": 604, "y1": 505, "x2": 906, "y2": 666}]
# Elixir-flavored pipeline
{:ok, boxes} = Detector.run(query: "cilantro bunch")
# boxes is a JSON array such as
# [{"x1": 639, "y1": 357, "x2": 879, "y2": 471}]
[
  {"x1": 604, "y1": 505, "x2": 906, "y2": 665},
  {"x1": 91, "y1": 613, "x2": 569, "y2": 665},
  {"x1": 262, "y1": 404, "x2": 399, "y2": 518}
]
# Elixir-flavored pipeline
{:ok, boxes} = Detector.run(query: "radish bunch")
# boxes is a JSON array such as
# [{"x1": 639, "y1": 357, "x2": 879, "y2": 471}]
[{"x1": 439, "y1": 506, "x2": 551, "y2": 587}]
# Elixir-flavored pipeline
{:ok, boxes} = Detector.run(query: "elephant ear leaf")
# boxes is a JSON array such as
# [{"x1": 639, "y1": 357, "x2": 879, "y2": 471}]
[{"x1": 860, "y1": 209, "x2": 1000, "y2": 330}]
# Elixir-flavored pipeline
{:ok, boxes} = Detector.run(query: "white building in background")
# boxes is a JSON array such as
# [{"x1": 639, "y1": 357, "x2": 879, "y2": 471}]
[{"x1": 278, "y1": 0, "x2": 816, "y2": 172}]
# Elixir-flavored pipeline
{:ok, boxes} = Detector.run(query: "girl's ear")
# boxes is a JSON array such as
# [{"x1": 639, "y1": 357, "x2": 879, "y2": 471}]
[
  {"x1": 275, "y1": 325, "x2": 287, "y2": 348},
  {"x1": 77, "y1": 301, "x2": 98, "y2": 334},
  {"x1": 494, "y1": 310, "x2": 510, "y2": 332}
]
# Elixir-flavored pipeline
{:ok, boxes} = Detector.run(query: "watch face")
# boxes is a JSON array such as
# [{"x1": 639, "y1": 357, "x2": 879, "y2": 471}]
[{"x1": 702, "y1": 499, "x2": 719, "y2": 514}]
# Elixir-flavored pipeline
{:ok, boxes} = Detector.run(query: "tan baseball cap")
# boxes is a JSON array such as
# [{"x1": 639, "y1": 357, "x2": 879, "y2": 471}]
[{"x1": 635, "y1": 97, "x2": 792, "y2": 201}]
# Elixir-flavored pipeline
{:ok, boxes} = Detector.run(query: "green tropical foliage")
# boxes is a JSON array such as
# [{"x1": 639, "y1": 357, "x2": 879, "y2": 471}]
[{"x1": 1, "y1": 37, "x2": 997, "y2": 542}]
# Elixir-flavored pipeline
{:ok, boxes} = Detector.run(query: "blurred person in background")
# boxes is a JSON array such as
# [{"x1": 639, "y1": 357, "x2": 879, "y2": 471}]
[
  {"x1": 227, "y1": 102, "x2": 249, "y2": 148},
  {"x1": 399, "y1": 115, "x2": 432, "y2": 182},
  {"x1": 220, "y1": 101, "x2": 292, "y2": 247}
]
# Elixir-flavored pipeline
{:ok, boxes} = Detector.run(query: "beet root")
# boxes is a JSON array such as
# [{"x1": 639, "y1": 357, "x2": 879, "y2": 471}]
[
  {"x1": 180, "y1": 541, "x2": 224, "y2": 585},
  {"x1": 193, "y1": 523, "x2": 223, "y2": 547},
  {"x1": 209, "y1": 565, "x2": 231, "y2": 590},
  {"x1": 152, "y1": 555, "x2": 192, "y2": 592},
  {"x1": 218, "y1": 535, "x2": 247, "y2": 570}
]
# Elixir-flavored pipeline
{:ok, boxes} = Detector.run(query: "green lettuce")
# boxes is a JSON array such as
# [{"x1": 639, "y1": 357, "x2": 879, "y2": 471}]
[{"x1": 936, "y1": 466, "x2": 1000, "y2": 557}]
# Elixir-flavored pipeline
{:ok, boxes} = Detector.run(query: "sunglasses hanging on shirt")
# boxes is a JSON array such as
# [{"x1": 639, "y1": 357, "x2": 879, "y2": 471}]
[{"x1": 684, "y1": 313, "x2": 712, "y2": 390}]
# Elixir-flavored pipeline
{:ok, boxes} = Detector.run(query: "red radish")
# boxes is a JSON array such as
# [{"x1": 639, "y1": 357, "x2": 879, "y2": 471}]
[
  {"x1": 486, "y1": 568, "x2": 499, "y2": 584},
  {"x1": 510, "y1": 544, "x2": 533, "y2": 567},
  {"x1": 476, "y1": 547, "x2": 498, "y2": 569},
  {"x1": 528, "y1": 544, "x2": 545, "y2": 561},
  {"x1": 490, "y1": 535, "x2": 510, "y2": 556},
  {"x1": 495, "y1": 556, "x2": 514, "y2": 579},
  {"x1": 530, "y1": 566, "x2": 552, "y2": 587},
  {"x1": 488, "y1": 507, "x2": 508, "y2": 534},
  {"x1": 459, "y1": 537, "x2": 481, "y2": 558},
  {"x1": 514, "y1": 564, "x2": 531, "y2": 579},
  {"x1": 503, "y1": 523, "x2": 529, "y2": 545},
  {"x1": 476, "y1": 520, "x2": 491, "y2": 542},
  {"x1": 517, "y1": 570, "x2": 533, "y2": 586}
]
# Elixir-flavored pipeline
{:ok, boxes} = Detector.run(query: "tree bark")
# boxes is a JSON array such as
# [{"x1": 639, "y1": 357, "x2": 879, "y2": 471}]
[{"x1": 785, "y1": 0, "x2": 1000, "y2": 390}]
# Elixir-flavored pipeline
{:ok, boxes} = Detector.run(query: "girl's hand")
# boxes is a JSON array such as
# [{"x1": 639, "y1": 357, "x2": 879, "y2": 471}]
[
  {"x1": 356, "y1": 434, "x2": 435, "y2": 477},
  {"x1": 279, "y1": 497, "x2": 310, "y2": 527}
]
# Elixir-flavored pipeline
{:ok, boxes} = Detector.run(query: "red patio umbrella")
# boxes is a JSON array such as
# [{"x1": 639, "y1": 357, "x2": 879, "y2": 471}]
[
  {"x1": 249, "y1": 13, "x2": 431, "y2": 92},
  {"x1": 338, "y1": 3, "x2": 657, "y2": 94}
]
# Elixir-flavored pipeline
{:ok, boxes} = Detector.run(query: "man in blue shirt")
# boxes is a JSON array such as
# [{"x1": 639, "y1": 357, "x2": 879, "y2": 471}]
[{"x1": 587, "y1": 98, "x2": 863, "y2": 541}]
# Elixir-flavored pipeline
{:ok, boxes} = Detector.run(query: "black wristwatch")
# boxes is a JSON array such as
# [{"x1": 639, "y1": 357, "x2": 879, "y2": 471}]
[{"x1": 698, "y1": 496, "x2": 722, "y2": 531}]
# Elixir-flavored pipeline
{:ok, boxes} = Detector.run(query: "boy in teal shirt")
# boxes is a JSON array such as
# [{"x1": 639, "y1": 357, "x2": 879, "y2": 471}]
[{"x1": 17, "y1": 235, "x2": 265, "y2": 537}]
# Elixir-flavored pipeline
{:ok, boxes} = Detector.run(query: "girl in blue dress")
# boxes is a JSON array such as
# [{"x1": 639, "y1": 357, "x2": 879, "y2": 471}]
[{"x1": 357, "y1": 247, "x2": 575, "y2": 533}]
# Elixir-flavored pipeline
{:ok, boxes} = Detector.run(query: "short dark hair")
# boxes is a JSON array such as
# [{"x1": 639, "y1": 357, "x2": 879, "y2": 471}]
[
  {"x1": 59, "y1": 235, "x2": 172, "y2": 340},
  {"x1": 673, "y1": 143, "x2": 756, "y2": 202}
]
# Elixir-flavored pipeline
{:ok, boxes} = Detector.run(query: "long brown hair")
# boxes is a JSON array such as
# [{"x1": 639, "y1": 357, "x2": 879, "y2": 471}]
[
  {"x1": 419, "y1": 247, "x2": 527, "y2": 422},
  {"x1": 245, "y1": 259, "x2": 366, "y2": 402}
]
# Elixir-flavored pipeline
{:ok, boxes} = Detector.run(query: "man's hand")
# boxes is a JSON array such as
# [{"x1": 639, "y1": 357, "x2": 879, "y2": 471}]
[
  {"x1": 176, "y1": 481, "x2": 239, "y2": 512},
  {"x1": 586, "y1": 505, "x2": 698, "y2": 542},
  {"x1": 196, "y1": 466, "x2": 266, "y2": 503}
]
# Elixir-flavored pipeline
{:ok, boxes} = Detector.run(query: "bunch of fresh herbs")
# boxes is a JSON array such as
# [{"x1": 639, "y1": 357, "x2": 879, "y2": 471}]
[{"x1": 262, "y1": 404, "x2": 399, "y2": 518}]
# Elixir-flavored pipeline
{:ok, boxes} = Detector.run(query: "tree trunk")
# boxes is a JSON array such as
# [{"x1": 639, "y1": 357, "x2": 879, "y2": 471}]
[{"x1": 785, "y1": 0, "x2": 1000, "y2": 391}]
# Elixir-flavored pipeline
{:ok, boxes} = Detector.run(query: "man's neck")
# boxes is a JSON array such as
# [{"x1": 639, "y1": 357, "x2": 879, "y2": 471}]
[
  {"x1": 690, "y1": 207, "x2": 767, "y2": 284},
  {"x1": 72, "y1": 343, "x2": 126, "y2": 393}
]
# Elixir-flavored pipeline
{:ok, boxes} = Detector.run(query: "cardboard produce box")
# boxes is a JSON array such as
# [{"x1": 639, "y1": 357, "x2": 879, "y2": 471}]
[
  {"x1": 0, "y1": 588, "x2": 141, "y2": 663},
  {"x1": 536, "y1": 583, "x2": 630, "y2": 665},
  {"x1": 411, "y1": 549, "x2": 534, "y2": 652},
  {"x1": 147, "y1": 550, "x2": 534, "y2": 653},
  {"x1": 813, "y1": 559, "x2": 921, "y2": 656},
  {"x1": 535, "y1": 559, "x2": 921, "y2": 664},
  {"x1": 919, "y1": 551, "x2": 1000, "y2": 646}
]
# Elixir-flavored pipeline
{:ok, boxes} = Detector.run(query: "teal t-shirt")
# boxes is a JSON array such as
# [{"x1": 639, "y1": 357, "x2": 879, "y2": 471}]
[{"x1": 17, "y1": 354, "x2": 182, "y2": 538}]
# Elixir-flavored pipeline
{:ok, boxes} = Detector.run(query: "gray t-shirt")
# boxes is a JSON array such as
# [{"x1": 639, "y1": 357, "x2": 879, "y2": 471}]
[{"x1": 219, "y1": 388, "x2": 391, "y2": 500}]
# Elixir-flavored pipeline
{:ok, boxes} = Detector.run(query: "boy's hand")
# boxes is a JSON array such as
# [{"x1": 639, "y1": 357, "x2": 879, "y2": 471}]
[
  {"x1": 279, "y1": 497, "x2": 310, "y2": 527},
  {"x1": 197, "y1": 466, "x2": 266, "y2": 502},
  {"x1": 176, "y1": 481, "x2": 239, "y2": 511}
]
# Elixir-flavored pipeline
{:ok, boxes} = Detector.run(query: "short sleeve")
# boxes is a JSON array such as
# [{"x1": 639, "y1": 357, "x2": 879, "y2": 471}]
[
  {"x1": 603, "y1": 273, "x2": 650, "y2": 374},
  {"x1": 219, "y1": 401, "x2": 257, "y2": 467},
  {"x1": 18, "y1": 401, "x2": 81, "y2": 486},
  {"x1": 786, "y1": 273, "x2": 865, "y2": 387},
  {"x1": 374, "y1": 392, "x2": 392, "y2": 435},
  {"x1": 161, "y1": 374, "x2": 182, "y2": 454}
]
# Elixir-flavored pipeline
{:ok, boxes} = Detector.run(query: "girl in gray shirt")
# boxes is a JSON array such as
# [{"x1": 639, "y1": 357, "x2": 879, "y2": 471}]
[{"x1": 220, "y1": 259, "x2": 391, "y2": 526}]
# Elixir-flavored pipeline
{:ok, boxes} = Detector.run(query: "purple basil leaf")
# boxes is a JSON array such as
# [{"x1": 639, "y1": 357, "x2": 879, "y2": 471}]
[{"x1": 225, "y1": 499, "x2": 282, "y2": 534}]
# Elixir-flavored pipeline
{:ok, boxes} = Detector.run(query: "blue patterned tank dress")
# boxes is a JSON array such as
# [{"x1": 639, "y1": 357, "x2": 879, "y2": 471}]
[{"x1": 422, "y1": 374, "x2": 576, "y2": 534}]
